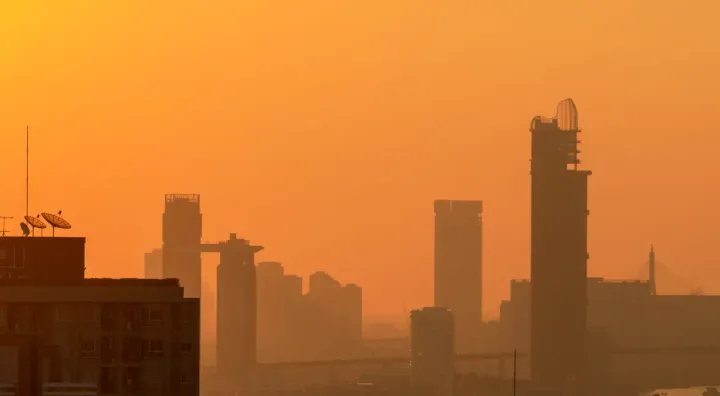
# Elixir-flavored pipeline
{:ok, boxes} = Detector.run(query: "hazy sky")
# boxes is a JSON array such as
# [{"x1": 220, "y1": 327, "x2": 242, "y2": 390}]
[{"x1": 2, "y1": 1, "x2": 720, "y2": 317}]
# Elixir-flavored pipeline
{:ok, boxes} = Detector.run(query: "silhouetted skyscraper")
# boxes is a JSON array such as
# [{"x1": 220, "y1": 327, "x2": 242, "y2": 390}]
[
  {"x1": 162, "y1": 194, "x2": 202, "y2": 298},
  {"x1": 529, "y1": 99, "x2": 590, "y2": 389},
  {"x1": 434, "y1": 199, "x2": 483, "y2": 353},
  {"x1": 411, "y1": 307, "x2": 455, "y2": 396},
  {"x1": 144, "y1": 248, "x2": 162, "y2": 279},
  {"x1": 216, "y1": 234, "x2": 263, "y2": 390}
]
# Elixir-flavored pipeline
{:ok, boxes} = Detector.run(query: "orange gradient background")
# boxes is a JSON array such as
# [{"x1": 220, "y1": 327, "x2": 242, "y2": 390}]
[{"x1": 1, "y1": 1, "x2": 720, "y2": 318}]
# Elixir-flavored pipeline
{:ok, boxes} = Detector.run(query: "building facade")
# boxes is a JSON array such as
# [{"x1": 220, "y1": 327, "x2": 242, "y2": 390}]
[
  {"x1": 433, "y1": 199, "x2": 483, "y2": 353},
  {"x1": 0, "y1": 279, "x2": 200, "y2": 394},
  {"x1": 0, "y1": 236, "x2": 200, "y2": 395}
]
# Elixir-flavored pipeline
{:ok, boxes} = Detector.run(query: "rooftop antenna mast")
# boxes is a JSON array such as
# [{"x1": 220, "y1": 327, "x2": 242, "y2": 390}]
[{"x1": 25, "y1": 125, "x2": 29, "y2": 217}]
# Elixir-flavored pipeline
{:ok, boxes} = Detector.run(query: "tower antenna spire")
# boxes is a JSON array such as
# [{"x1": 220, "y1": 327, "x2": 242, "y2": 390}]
[{"x1": 25, "y1": 125, "x2": 29, "y2": 217}]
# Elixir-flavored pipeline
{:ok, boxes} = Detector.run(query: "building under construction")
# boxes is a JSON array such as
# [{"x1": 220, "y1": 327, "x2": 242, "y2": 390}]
[
  {"x1": 529, "y1": 98, "x2": 590, "y2": 390},
  {"x1": 162, "y1": 194, "x2": 202, "y2": 298}
]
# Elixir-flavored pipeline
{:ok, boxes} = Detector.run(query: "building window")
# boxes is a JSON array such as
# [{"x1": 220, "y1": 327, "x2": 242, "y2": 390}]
[
  {"x1": 143, "y1": 339, "x2": 164, "y2": 358},
  {"x1": 181, "y1": 342, "x2": 192, "y2": 353},
  {"x1": 81, "y1": 339, "x2": 97, "y2": 358},
  {"x1": 143, "y1": 307, "x2": 163, "y2": 325},
  {"x1": 55, "y1": 306, "x2": 71, "y2": 323}
]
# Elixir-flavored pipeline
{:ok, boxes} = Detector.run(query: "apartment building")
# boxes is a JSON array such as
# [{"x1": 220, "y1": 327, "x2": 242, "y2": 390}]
[{"x1": 0, "y1": 236, "x2": 200, "y2": 395}]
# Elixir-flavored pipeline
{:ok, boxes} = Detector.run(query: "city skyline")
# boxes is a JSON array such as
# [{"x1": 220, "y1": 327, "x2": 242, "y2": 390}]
[{"x1": 2, "y1": 1, "x2": 720, "y2": 317}]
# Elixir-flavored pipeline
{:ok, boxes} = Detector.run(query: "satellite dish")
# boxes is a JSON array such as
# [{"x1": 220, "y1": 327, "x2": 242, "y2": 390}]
[
  {"x1": 24, "y1": 216, "x2": 46, "y2": 229},
  {"x1": 24, "y1": 215, "x2": 46, "y2": 236},
  {"x1": 41, "y1": 212, "x2": 72, "y2": 237},
  {"x1": 20, "y1": 222, "x2": 30, "y2": 236}
]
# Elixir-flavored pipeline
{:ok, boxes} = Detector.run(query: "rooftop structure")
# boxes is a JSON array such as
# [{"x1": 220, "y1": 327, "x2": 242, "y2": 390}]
[{"x1": 0, "y1": 237, "x2": 85, "y2": 284}]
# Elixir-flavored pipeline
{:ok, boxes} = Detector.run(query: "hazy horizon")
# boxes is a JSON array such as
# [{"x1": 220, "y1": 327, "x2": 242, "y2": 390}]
[{"x1": 2, "y1": 1, "x2": 720, "y2": 317}]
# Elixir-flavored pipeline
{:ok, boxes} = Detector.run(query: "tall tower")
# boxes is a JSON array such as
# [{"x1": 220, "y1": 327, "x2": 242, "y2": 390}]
[
  {"x1": 216, "y1": 234, "x2": 263, "y2": 390},
  {"x1": 529, "y1": 99, "x2": 590, "y2": 390},
  {"x1": 434, "y1": 199, "x2": 483, "y2": 353},
  {"x1": 162, "y1": 194, "x2": 202, "y2": 298}
]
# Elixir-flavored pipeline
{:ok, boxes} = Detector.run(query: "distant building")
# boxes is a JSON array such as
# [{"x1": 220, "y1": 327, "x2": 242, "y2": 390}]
[
  {"x1": 304, "y1": 271, "x2": 363, "y2": 360},
  {"x1": 255, "y1": 266, "x2": 363, "y2": 362},
  {"x1": 144, "y1": 248, "x2": 163, "y2": 279},
  {"x1": 0, "y1": 236, "x2": 200, "y2": 395},
  {"x1": 257, "y1": 262, "x2": 305, "y2": 362},
  {"x1": 410, "y1": 307, "x2": 455, "y2": 396},
  {"x1": 529, "y1": 99, "x2": 590, "y2": 388},
  {"x1": 500, "y1": 277, "x2": 651, "y2": 353},
  {"x1": 500, "y1": 272, "x2": 720, "y2": 381},
  {"x1": 216, "y1": 234, "x2": 263, "y2": 390},
  {"x1": 163, "y1": 194, "x2": 202, "y2": 298},
  {"x1": 434, "y1": 199, "x2": 483, "y2": 353}
]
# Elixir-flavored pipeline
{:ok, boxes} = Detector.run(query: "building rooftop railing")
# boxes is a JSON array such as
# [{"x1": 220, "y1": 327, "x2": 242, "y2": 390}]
[{"x1": 165, "y1": 194, "x2": 200, "y2": 204}]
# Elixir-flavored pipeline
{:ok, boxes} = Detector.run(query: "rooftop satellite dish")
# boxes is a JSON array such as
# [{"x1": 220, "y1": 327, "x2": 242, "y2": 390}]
[
  {"x1": 20, "y1": 222, "x2": 30, "y2": 237},
  {"x1": 41, "y1": 212, "x2": 71, "y2": 237},
  {"x1": 24, "y1": 215, "x2": 46, "y2": 236}
]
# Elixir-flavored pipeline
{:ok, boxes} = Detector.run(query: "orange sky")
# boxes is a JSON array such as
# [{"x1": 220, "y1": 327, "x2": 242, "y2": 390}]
[{"x1": 2, "y1": 1, "x2": 720, "y2": 317}]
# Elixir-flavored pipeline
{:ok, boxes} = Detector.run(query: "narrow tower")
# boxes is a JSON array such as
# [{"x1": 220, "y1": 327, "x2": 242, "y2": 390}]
[
  {"x1": 529, "y1": 99, "x2": 591, "y2": 390},
  {"x1": 649, "y1": 245, "x2": 656, "y2": 296},
  {"x1": 162, "y1": 194, "x2": 202, "y2": 298}
]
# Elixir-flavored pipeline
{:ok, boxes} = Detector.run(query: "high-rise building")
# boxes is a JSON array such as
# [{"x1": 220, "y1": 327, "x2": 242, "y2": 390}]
[
  {"x1": 216, "y1": 234, "x2": 263, "y2": 390},
  {"x1": 163, "y1": 194, "x2": 202, "y2": 298},
  {"x1": 144, "y1": 248, "x2": 163, "y2": 279},
  {"x1": 304, "y1": 272, "x2": 363, "y2": 360},
  {"x1": 529, "y1": 98, "x2": 590, "y2": 389},
  {"x1": 433, "y1": 199, "x2": 483, "y2": 353},
  {"x1": 256, "y1": 262, "x2": 306, "y2": 362},
  {"x1": 410, "y1": 307, "x2": 455, "y2": 396}
]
